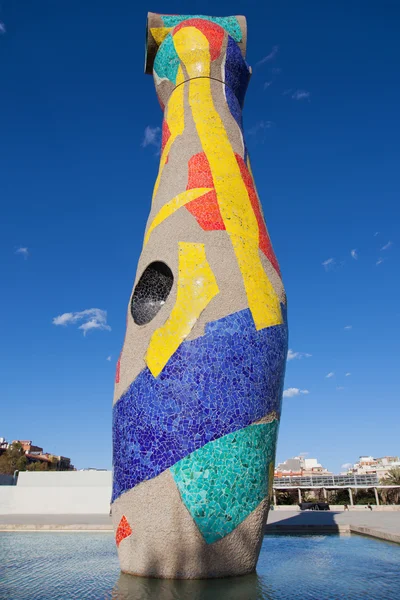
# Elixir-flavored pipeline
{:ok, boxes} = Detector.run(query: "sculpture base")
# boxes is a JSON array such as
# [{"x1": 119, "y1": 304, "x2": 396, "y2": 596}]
[{"x1": 112, "y1": 469, "x2": 269, "y2": 579}]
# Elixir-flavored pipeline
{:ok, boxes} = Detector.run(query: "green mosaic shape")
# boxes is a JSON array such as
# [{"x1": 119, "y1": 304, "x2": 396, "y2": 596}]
[
  {"x1": 161, "y1": 15, "x2": 242, "y2": 42},
  {"x1": 170, "y1": 421, "x2": 278, "y2": 544},
  {"x1": 153, "y1": 34, "x2": 180, "y2": 83}
]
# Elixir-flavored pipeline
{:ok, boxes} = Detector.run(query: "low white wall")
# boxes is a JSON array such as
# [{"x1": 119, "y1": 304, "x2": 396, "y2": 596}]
[
  {"x1": 272, "y1": 505, "x2": 400, "y2": 511},
  {"x1": 0, "y1": 471, "x2": 112, "y2": 515}
]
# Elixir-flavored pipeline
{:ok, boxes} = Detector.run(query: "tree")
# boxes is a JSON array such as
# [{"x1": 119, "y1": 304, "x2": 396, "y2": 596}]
[
  {"x1": 26, "y1": 461, "x2": 49, "y2": 472},
  {"x1": 276, "y1": 490, "x2": 298, "y2": 505},
  {"x1": 380, "y1": 468, "x2": 400, "y2": 505},
  {"x1": 0, "y1": 443, "x2": 26, "y2": 475}
]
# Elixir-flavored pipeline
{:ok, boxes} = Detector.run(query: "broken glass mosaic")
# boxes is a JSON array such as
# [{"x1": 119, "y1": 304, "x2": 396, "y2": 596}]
[
  {"x1": 112, "y1": 307, "x2": 287, "y2": 502},
  {"x1": 130, "y1": 261, "x2": 173, "y2": 326},
  {"x1": 171, "y1": 421, "x2": 278, "y2": 543}
]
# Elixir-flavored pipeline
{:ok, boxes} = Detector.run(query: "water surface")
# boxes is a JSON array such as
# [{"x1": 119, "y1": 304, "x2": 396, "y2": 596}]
[{"x1": 0, "y1": 533, "x2": 399, "y2": 599}]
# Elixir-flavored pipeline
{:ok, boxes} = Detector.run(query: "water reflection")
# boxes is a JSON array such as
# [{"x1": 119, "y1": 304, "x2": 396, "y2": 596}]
[{"x1": 109, "y1": 571, "x2": 273, "y2": 600}]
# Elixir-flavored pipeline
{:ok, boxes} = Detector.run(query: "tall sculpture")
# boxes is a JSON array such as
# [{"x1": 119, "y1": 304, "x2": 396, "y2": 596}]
[{"x1": 112, "y1": 13, "x2": 288, "y2": 579}]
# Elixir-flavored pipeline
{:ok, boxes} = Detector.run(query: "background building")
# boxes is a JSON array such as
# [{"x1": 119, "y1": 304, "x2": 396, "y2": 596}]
[
  {"x1": 275, "y1": 455, "x2": 332, "y2": 477},
  {"x1": 343, "y1": 455, "x2": 400, "y2": 480}
]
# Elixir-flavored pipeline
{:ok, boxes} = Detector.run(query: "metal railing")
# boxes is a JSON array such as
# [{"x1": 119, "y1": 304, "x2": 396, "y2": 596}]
[{"x1": 273, "y1": 473, "x2": 379, "y2": 488}]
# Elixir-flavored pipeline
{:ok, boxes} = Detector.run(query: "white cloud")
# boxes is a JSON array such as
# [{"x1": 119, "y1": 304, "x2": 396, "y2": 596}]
[
  {"x1": 374, "y1": 232, "x2": 380, "y2": 237},
  {"x1": 247, "y1": 120, "x2": 274, "y2": 136},
  {"x1": 52, "y1": 308, "x2": 111, "y2": 336},
  {"x1": 263, "y1": 81, "x2": 273, "y2": 90},
  {"x1": 376, "y1": 257, "x2": 384, "y2": 265},
  {"x1": 141, "y1": 126, "x2": 161, "y2": 148},
  {"x1": 0, "y1": 22, "x2": 5, "y2": 34},
  {"x1": 322, "y1": 258, "x2": 335, "y2": 270},
  {"x1": 381, "y1": 241, "x2": 392, "y2": 251},
  {"x1": 283, "y1": 388, "x2": 309, "y2": 398},
  {"x1": 344, "y1": 325, "x2": 352, "y2": 330},
  {"x1": 350, "y1": 249, "x2": 358, "y2": 260},
  {"x1": 257, "y1": 45, "x2": 279, "y2": 66},
  {"x1": 326, "y1": 372, "x2": 334, "y2": 378},
  {"x1": 345, "y1": 372, "x2": 351, "y2": 377},
  {"x1": 336, "y1": 386, "x2": 345, "y2": 391},
  {"x1": 16, "y1": 247, "x2": 29, "y2": 259},
  {"x1": 106, "y1": 356, "x2": 112, "y2": 361},
  {"x1": 292, "y1": 89, "x2": 310, "y2": 101},
  {"x1": 287, "y1": 349, "x2": 312, "y2": 361},
  {"x1": 341, "y1": 463, "x2": 352, "y2": 469}
]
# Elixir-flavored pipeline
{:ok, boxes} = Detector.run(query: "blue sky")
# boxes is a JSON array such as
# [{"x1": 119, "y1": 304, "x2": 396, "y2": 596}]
[{"x1": 1, "y1": 0, "x2": 399, "y2": 473}]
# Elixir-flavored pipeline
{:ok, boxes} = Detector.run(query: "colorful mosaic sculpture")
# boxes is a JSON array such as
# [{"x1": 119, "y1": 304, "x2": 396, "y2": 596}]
[{"x1": 112, "y1": 12, "x2": 288, "y2": 579}]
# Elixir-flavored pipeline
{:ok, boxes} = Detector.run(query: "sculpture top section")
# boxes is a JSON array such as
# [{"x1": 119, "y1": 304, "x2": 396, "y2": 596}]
[{"x1": 145, "y1": 13, "x2": 250, "y2": 109}]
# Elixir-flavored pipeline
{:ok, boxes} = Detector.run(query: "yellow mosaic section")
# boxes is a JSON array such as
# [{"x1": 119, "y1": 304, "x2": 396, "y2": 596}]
[
  {"x1": 146, "y1": 242, "x2": 219, "y2": 377},
  {"x1": 151, "y1": 66, "x2": 185, "y2": 203},
  {"x1": 173, "y1": 28, "x2": 282, "y2": 330},
  {"x1": 150, "y1": 27, "x2": 172, "y2": 46},
  {"x1": 144, "y1": 187, "x2": 212, "y2": 246}
]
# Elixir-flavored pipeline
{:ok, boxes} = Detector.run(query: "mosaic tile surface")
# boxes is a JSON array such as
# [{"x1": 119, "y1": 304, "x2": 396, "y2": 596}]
[
  {"x1": 171, "y1": 422, "x2": 278, "y2": 543},
  {"x1": 160, "y1": 15, "x2": 242, "y2": 42},
  {"x1": 112, "y1": 308, "x2": 287, "y2": 502},
  {"x1": 113, "y1": 14, "x2": 288, "y2": 577},
  {"x1": 115, "y1": 515, "x2": 132, "y2": 547},
  {"x1": 130, "y1": 261, "x2": 173, "y2": 325}
]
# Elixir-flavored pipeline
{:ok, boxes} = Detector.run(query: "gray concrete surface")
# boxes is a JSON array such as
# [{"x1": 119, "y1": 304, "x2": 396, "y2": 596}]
[
  {"x1": 1, "y1": 509, "x2": 399, "y2": 544},
  {"x1": 265, "y1": 509, "x2": 400, "y2": 543}
]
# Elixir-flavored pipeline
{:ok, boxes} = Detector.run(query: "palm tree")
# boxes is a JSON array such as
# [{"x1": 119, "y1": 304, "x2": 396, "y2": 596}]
[{"x1": 380, "y1": 468, "x2": 400, "y2": 505}]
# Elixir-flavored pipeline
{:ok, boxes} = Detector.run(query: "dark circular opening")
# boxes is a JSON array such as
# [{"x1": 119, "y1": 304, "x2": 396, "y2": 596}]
[{"x1": 131, "y1": 261, "x2": 174, "y2": 325}]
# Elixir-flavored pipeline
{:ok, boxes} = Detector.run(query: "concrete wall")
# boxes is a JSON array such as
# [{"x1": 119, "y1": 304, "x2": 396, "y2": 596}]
[{"x1": 0, "y1": 471, "x2": 112, "y2": 515}]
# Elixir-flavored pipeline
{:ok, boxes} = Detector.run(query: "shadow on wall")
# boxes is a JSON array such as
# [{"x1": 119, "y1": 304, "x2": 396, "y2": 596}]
[
  {"x1": 266, "y1": 509, "x2": 341, "y2": 532},
  {"x1": 109, "y1": 571, "x2": 270, "y2": 600}
]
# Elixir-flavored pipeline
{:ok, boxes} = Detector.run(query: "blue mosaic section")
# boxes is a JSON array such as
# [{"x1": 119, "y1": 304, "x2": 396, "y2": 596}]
[
  {"x1": 225, "y1": 35, "x2": 250, "y2": 109},
  {"x1": 112, "y1": 308, "x2": 287, "y2": 502},
  {"x1": 161, "y1": 15, "x2": 242, "y2": 42},
  {"x1": 171, "y1": 421, "x2": 278, "y2": 543}
]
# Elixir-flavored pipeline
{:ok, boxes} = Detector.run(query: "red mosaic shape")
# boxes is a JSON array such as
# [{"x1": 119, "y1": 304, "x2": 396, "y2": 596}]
[
  {"x1": 161, "y1": 120, "x2": 171, "y2": 153},
  {"x1": 115, "y1": 357, "x2": 121, "y2": 384},
  {"x1": 173, "y1": 19, "x2": 224, "y2": 61},
  {"x1": 116, "y1": 515, "x2": 132, "y2": 547},
  {"x1": 185, "y1": 152, "x2": 225, "y2": 231},
  {"x1": 235, "y1": 154, "x2": 281, "y2": 276}
]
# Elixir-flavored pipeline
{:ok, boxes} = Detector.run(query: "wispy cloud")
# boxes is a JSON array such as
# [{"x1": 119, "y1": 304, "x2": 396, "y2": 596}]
[
  {"x1": 376, "y1": 257, "x2": 384, "y2": 266},
  {"x1": 15, "y1": 247, "x2": 29, "y2": 259},
  {"x1": 292, "y1": 89, "x2": 311, "y2": 101},
  {"x1": 247, "y1": 120, "x2": 274, "y2": 136},
  {"x1": 263, "y1": 81, "x2": 273, "y2": 90},
  {"x1": 344, "y1": 325, "x2": 352, "y2": 330},
  {"x1": 53, "y1": 308, "x2": 111, "y2": 336},
  {"x1": 106, "y1": 356, "x2": 112, "y2": 361},
  {"x1": 283, "y1": 388, "x2": 309, "y2": 398},
  {"x1": 271, "y1": 67, "x2": 282, "y2": 74},
  {"x1": 141, "y1": 126, "x2": 161, "y2": 148},
  {"x1": 287, "y1": 349, "x2": 312, "y2": 361},
  {"x1": 322, "y1": 258, "x2": 335, "y2": 270},
  {"x1": 0, "y1": 22, "x2": 5, "y2": 34},
  {"x1": 345, "y1": 372, "x2": 351, "y2": 377},
  {"x1": 336, "y1": 386, "x2": 345, "y2": 391},
  {"x1": 374, "y1": 232, "x2": 380, "y2": 237},
  {"x1": 256, "y1": 45, "x2": 279, "y2": 66},
  {"x1": 326, "y1": 372, "x2": 334, "y2": 378},
  {"x1": 342, "y1": 463, "x2": 352, "y2": 470},
  {"x1": 381, "y1": 241, "x2": 392, "y2": 251},
  {"x1": 350, "y1": 249, "x2": 358, "y2": 260}
]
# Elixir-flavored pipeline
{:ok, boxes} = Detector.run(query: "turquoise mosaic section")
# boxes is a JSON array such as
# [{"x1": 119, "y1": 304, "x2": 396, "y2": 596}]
[
  {"x1": 161, "y1": 15, "x2": 242, "y2": 42},
  {"x1": 170, "y1": 421, "x2": 278, "y2": 544},
  {"x1": 154, "y1": 34, "x2": 180, "y2": 83}
]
